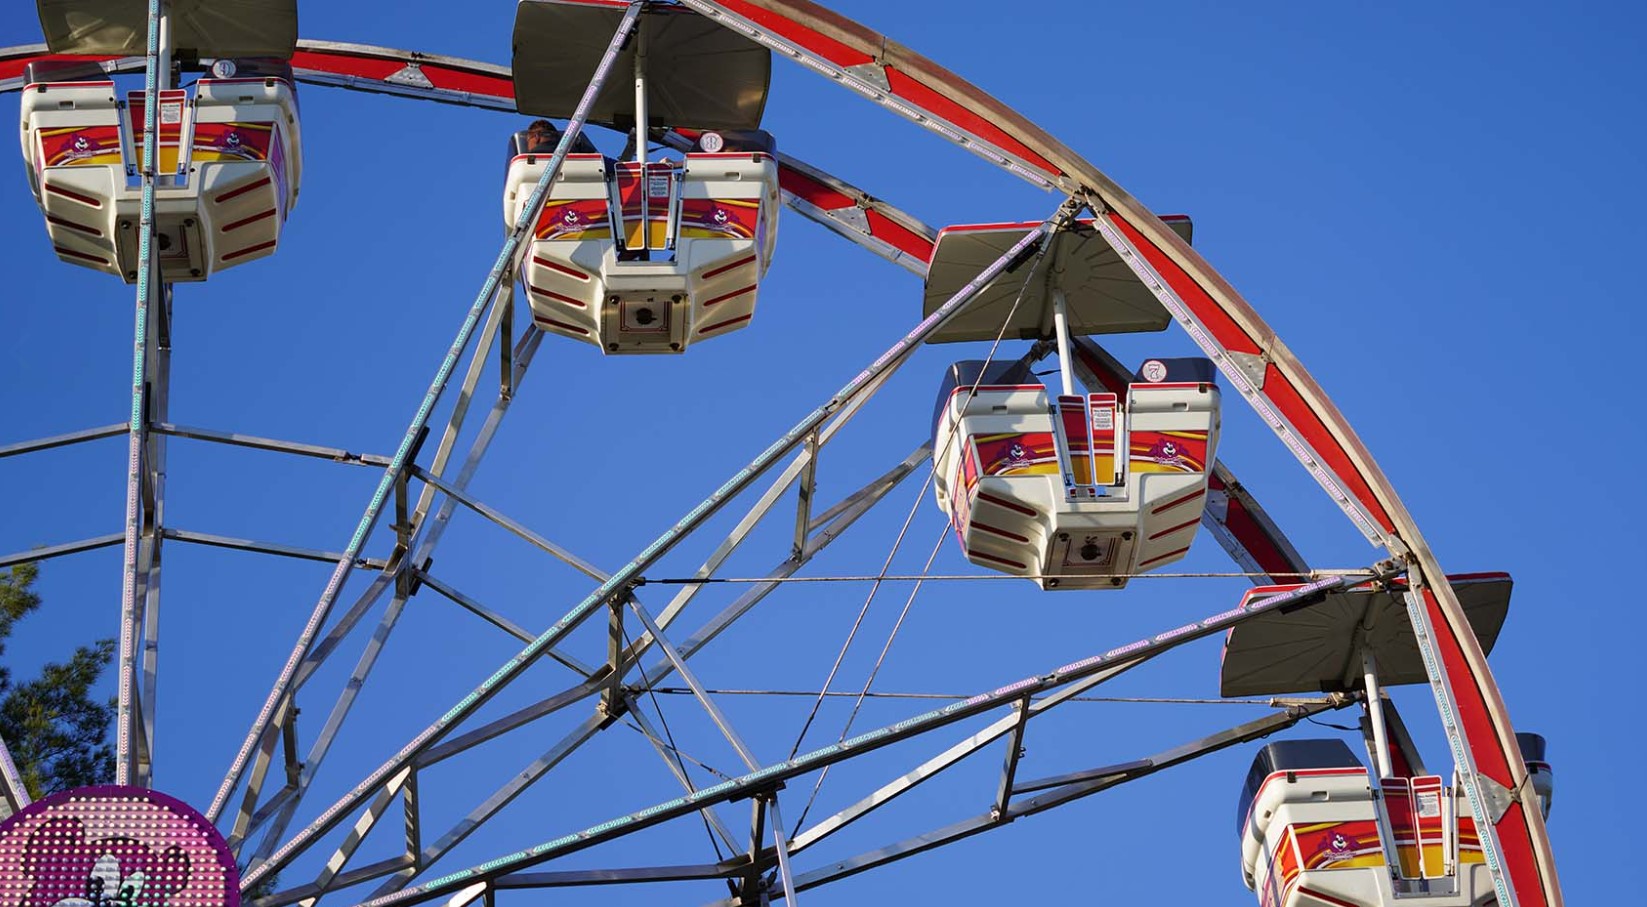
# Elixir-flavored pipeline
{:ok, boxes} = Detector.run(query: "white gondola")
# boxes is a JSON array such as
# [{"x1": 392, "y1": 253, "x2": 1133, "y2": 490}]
[
  {"x1": 1224, "y1": 576, "x2": 1549, "y2": 906},
  {"x1": 20, "y1": 0, "x2": 300, "y2": 282},
  {"x1": 503, "y1": 130, "x2": 778, "y2": 353},
  {"x1": 506, "y1": 0, "x2": 779, "y2": 354},
  {"x1": 927, "y1": 217, "x2": 1219, "y2": 589},
  {"x1": 933, "y1": 357, "x2": 1220, "y2": 589}
]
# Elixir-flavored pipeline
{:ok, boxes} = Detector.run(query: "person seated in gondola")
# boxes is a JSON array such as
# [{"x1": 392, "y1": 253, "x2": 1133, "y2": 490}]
[
  {"x1": 520, "y1": 119, "x2": 600, "y2": 156},
  {"x1": 524, "y1": 119, "x2": 558, "y2": 153}
]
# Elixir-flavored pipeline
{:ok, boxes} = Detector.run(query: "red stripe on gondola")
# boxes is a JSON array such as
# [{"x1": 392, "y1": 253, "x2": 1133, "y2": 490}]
[
  {"x1": 532, "y1": 256, "x2": 591, "y2": 281},
  {"x1": 702, "y1": 254, "x2": 757, "y2": 280},
  {"x1": 221, "y1": 240, "x2": 277, "y2": 262},
  {"x1": 976, "y1": 492, "x2": 1036, "y2": 517},
  {"x1": 1138, "y1": 546, "x2": 1191, "y2": 568},
  {"x1": 971, "y1": 521, "x2": 1029, "y2": 543},
  {"x1": 1150, "y1": 487, "x2": 1206, "y2": 515},
  {"x1": 54, "y1": 246, "x2": 107, "y2": 264},
  {"x1": 1294, "y1": 888, "x2": 1360, "y2": 907},
  {"x1": 46, "y1": 214, "x2": 102, "y2": 237},
  {"x1": 215, "y1": 175, "x2": 272, "y2": 204},
  {"x1": 702, "y1": 284, "x2": 756, "y2": 308},
  {"x1": 526, "y1": 282, "x2": 587, "y2": 308},
  {"x1": 1147, "y1": 517, "x2": 1200, "y2": 541},
  {"x1": 968, "y1": 549, "x2": 1028, "y2": 570},
  {"x1": 534, "y1": 315, "x2": 590, "y2": 336},
  {"x1": 44, "y1": 183, "x2": 104, "y2": 207},
  {"x1": 221, "y1": 209, "x2": 277, "y2": 232},
  {"x1": 697, "y1": 313, "x2": 754, "y2": 335}
]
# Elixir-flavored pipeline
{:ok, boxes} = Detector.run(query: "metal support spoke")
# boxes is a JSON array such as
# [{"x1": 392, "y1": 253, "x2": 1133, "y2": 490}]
[
  {"x1": 622, "y1": 695, "x2": 742, "y2": 855},
  {"x1": 0, "y1": 534, "x2": 124, "y2": 569},
  {"x1": 154, "y1": 423, "x2": 391, "y2": 467},
  {"x1": 626, "y1": 598, "x2": 760, "y2": 772},
  {"x1": 409, "y1": 465, "x2": 605, "y2": 581},
  {"x1": 805, "y1": 446, "x2": 928, "y2": 538},
  {"x1": 414, "y1": 571, "x2": 588, "y2": 670},
  {"x1": 161, "y1": 528, "x2": 390, "y2": 570},
  {"x1": 212, "y1": 0, "x2": 640, "y2": 825},
  {"x1": 0, "y1": 423, "x2": 126, "y2": 459}
]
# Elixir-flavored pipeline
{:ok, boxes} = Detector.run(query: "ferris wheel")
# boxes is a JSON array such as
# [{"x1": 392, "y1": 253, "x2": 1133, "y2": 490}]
[{"x1": 0, "y1": 2, "x2": 1562, "y2": 907}]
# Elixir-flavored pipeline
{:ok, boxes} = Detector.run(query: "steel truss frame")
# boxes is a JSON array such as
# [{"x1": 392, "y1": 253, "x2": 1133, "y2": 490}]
[
  {"x1": 350, "y1": 572, "x2": 1385, "y2": 907},
  {"x1": 0, "y1": 1, "x2": 1556, "y2": 905}
]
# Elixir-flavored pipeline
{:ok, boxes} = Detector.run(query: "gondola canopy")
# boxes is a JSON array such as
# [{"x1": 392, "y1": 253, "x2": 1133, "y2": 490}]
[
  {"x1": 36, "y1": 0, "x2": 298, "y2": 58},
  {"x1": 512, "y1": 0, "x2": 770, "y2": 131}
]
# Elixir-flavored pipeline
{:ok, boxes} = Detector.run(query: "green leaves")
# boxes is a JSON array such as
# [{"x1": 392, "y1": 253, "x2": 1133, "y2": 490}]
[{"x1": 0, "y1": 564, "x2": 115, "y2": 800}]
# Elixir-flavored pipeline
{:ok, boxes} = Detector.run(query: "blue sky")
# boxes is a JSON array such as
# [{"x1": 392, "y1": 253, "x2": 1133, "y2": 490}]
[{"x1": 1, "y1": 1, "x2": 1642, "y2": 904}]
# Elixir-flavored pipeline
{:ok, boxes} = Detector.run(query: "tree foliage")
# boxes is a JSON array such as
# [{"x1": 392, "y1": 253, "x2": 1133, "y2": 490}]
[{"x1": 0, "y1": 563, "x2": 115, "y2": 800}]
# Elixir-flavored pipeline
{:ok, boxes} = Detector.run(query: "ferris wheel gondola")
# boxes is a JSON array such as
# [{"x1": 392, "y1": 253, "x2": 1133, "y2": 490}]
[
  {"x1": 21, "y1": 0, "x2": 301, "y2": 281},
  {"x1": 507, "y1": 0, "x2": 780, "y2": 353}
]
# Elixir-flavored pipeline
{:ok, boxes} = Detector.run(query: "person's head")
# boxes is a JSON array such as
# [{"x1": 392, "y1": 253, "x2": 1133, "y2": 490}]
[{"x1": 525, "y1": 119, "x2": 556, "y2": 146}]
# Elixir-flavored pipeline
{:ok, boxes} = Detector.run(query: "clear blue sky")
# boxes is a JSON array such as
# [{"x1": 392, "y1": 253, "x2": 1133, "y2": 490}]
[{"x1": 1, "y1": 1, "x2": 1641, "y2": 904}]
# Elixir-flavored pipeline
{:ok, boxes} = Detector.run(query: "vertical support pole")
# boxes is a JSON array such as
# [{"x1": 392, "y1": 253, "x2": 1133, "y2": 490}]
[
  {"x1": 633, "y1": 18, "x2": 649, "y2": 165},
  {"x1": 499, "y1": 283, "x2": 516, "y2": 401},
  {"x1": 117, "y1": 0, "x2": 171, "y2": 788},
  {"x1": 0, "y1": 732, "x2": 30, "y2": 818},
  {"x1": 1363, "y1": 648, "x2": 1396, "y2": 780},
  {"x1": 766, "y1": 796, "x2": 800, "y2": 907},
  {"x1": 393, "y1": 471, "x2": 413, "y2": 600},
  {"x1": 602, "y1": 597, "x2": 625, "y2": 715},
  {"x1": 135, "y1": 285, "x2": 172, "y2": 788},
  {"x1": 994, "y1": 697, "x2": 1030, "y2": 818},
  {"x1": 1050, "y1": 287, "x2": 1075, "y2": 397}
]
